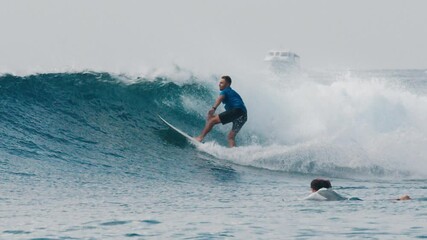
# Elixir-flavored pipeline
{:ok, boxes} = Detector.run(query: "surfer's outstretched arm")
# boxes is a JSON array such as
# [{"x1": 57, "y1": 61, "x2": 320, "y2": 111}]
[{"x1": 207, "y1": 95, "x2": 224, "y2": 119}]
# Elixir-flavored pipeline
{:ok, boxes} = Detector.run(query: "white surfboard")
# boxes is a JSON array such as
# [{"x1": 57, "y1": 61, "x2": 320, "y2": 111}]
[{"x1": 158, "y1": 115, "x2": 201, "y2": 146}]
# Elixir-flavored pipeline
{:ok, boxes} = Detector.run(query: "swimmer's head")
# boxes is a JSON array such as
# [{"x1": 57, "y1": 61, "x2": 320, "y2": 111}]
[{"x1": 311, "y1": 179, "x2": 332, "y2": 192}]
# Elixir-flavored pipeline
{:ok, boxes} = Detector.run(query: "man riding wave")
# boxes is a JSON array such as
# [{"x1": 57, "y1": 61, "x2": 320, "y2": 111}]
[{"x1": 195, "y1": 75, "x2": 247, "y2": 147}]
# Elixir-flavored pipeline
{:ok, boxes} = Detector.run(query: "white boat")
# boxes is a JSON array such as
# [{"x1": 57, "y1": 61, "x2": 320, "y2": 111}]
[{"x1": 264, "y1": 50, "x2": 300, "y2": 73}]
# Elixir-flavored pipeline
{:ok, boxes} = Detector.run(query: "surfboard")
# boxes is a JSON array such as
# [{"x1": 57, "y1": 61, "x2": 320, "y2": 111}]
[{"x1": 158, "y1": 115, "x2": 201, "y2": 146}]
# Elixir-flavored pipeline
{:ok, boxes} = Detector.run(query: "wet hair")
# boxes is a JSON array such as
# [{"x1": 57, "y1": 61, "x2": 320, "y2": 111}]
[
  {"x1": 310, "y1": 179, "x2": 332, "y2": 191},
  {"x1": 221, "y1": 75, "x2": 232, "y2": 85}
]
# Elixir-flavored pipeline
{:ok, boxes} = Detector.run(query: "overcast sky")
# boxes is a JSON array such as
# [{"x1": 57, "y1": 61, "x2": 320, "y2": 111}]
[{"x1": 1, "y1": 0, "x2": 426, "y2": 74}]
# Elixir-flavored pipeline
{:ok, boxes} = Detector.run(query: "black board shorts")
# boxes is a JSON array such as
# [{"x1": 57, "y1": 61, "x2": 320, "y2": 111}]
[{"x1": 218, "y1": 108, "x2": 247, "y2": 133}]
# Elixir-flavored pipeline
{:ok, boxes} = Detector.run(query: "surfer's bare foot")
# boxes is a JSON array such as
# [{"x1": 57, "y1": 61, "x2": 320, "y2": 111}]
[{"x1": 194, "y1": 136, "x2": 203, "y2": 142}]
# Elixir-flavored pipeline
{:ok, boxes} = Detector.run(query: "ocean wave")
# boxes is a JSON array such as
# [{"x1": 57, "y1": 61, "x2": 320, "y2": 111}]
[{"x1": 1, "y1": 71, "x2": 427, "y2": 178}]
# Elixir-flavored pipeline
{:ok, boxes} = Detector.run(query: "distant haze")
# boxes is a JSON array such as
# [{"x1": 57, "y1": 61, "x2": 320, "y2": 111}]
[{"x1": 1, "y1": 0, "x2": 426, "y2": 74}]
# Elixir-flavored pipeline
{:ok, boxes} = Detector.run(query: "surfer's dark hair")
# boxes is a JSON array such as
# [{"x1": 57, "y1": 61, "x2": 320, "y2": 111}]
[
  {"x1": 221, "y1": 75, "x2": 232, "y2": 84},
  {"x1": 311, "y1": 179, "x2": 332, "y2": 191}
]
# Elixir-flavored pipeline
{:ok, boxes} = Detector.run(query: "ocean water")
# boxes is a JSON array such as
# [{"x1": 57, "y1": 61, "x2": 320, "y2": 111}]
[{"x1": 1, "y1": 70, "x2": 427, "y2": 239}]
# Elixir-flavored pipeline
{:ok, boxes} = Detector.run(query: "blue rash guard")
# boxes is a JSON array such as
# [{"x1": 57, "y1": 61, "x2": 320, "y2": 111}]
[{"x1": 220, "y1": 87, "x2": 247, "y2": 113}]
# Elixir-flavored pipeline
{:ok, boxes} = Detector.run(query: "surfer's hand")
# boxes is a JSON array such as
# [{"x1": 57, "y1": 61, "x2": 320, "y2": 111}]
[
  {"x1": 397, "y1": 195, "x2": 411, "y2": 200},
  {"x1": 208, "y1": 109, "x2": 215, "y2": 115}
]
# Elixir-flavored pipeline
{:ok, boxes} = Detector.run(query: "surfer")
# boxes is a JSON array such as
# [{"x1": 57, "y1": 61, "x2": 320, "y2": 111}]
[
  {"x1": 195, "y1": 75, "x2": 247, "y2": 147},
  {"x1": 304, "y1": 178, "x2": 411, "y2": 201},
  {"x1": 304, "y1": 178, "x2": 349, "y2": 201}
]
